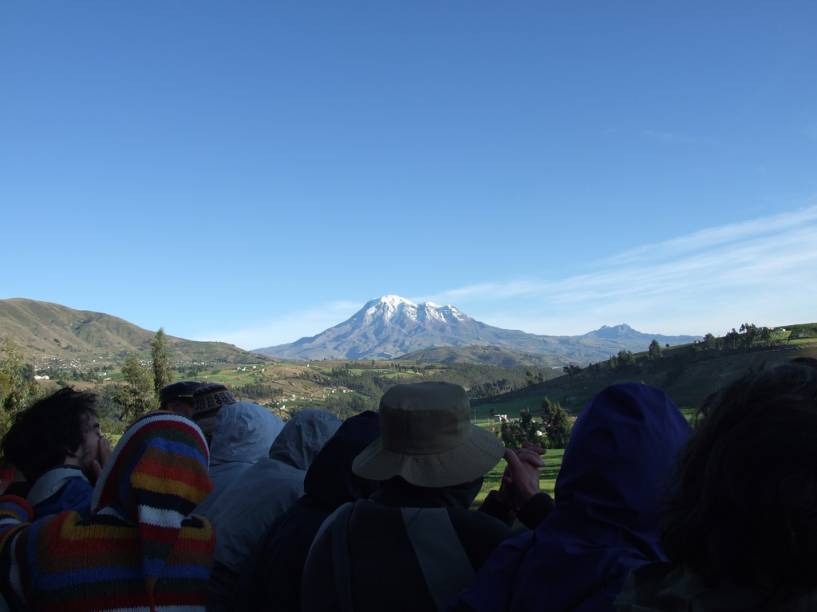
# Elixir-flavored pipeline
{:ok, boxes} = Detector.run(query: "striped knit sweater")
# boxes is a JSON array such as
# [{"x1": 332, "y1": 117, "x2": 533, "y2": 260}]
[{"x1": 0, "y1": 412, "x2": 215, "y2": 612}]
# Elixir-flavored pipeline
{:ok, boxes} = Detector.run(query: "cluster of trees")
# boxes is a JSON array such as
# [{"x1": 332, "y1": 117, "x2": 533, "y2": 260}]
[
  {"x1": 322, "y1": 392, "x2": 377, "y2": 419},
  {"x1": 562, "y1": 364, "x2": 582, "y2": 377},
  {"x1": 700, "y1": 323, "x2": 774, "y2": 351},
  {"x1": 112, "y1": 329, "x2": 173, "y2": 421},
  {"x1": 468, "y1": 378, "x2": 517, "y2": 399},
  {"x1": 525, "y1": 369, "x2": 549, "y2": 386},
  {"x1": 234, "y1": 382, "x2": 284, "y2": 401},
  {"x1": 0, "y1": 339, "x2": 40, "y2": 437},
  {"x1": 498, "y1": 397, "x2": 571, "y2": 449},
  {"x1": 320, "y1": 362, "x2": 540, "y2": 409},
  {"x1": 571, "y1": 323, "x2": 782, "y2": 377}
]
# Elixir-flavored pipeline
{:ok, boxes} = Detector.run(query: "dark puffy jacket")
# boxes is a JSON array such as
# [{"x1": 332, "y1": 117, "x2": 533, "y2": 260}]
[
  {"x1": 202, "y1": 409, "x2": 341, "y2": 612},
  {"x1": 301, "y1": 477, "x2": 552, "y2": 612},
  {"x1": 248, "y1": 411, "x2": 381, "y2": 612}
]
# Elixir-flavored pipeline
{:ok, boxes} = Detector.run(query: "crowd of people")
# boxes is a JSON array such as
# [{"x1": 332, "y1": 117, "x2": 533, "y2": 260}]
[{"x1": 0, "y1": 357, "x2": 815, "y2": 611}]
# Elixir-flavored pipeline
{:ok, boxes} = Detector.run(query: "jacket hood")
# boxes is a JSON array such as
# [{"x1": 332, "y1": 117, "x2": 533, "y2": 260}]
[
  {"x1": 269, "y1": 409, "x2": 342, "y2": 470},
  {"x1": 555, "y1": 382, "x2": 690, "y2": 538},
  {"x1": 453, "y1": 383, "x2": 691, "y2": 612},
  {"x1": 91, "y1": 412, "x2": 213, "y2": 610},
  {"x1": 304, "y1": 411, "x2": 380, "y2": 509},
  {"x1": 209, "y1": 401, "x2": 284, "y2": 466}
]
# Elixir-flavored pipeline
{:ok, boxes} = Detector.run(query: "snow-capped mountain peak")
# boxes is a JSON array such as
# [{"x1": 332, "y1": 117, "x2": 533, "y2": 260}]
[
  {"x1": 361, "y1": 295, "x2": 419, "y2": 322},
  {"x1": 375, "y1": 294, "x2": 416, "y2": 308},
  {"x1": 254, "y1": 296, "x2": 699, "y2": 361},
  {"x1": 358, "y1": 295, "x2": 471, "y2": 325}
]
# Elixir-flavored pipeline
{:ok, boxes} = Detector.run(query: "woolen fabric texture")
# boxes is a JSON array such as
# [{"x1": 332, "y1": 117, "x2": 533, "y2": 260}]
[
  {"x1": 159, "y1": 380, "x2": 202, "y2": 406},
  {"x1": 450, "y1": 383, "x2": 691, "y2": 612},
  {"x1": 0, "y1": 412, "x2": 215, "y2": 612}
]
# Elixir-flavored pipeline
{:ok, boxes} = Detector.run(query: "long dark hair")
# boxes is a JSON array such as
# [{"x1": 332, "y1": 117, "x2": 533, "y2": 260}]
[{"x1": 661, "y1": 360, "x2": 817, "y2": 589}]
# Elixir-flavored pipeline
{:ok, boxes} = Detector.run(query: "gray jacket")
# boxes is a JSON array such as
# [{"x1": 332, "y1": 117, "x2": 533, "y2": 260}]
[
  {"x1": 198, "y1": 408, "x2": 341, "y2": 574},
  {"x1": 196, "y1": 401, "x2": 284, "y2": 517}
]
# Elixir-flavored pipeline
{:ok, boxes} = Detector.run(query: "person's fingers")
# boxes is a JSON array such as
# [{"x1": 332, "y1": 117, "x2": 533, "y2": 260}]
[
  {"x1": 504, "y1": 447, "x2": 524, "y2": 472},
  {"x1": 516, "y1": 449, "x2": 545, "y2": 467},
  {"x1": 521, "y1": 442, "x2": 545, "y2": 455},
  {"x1": 97, "y1": 437, "x2": 112, "y2": 466},
  {"x1": 90, "y1": 460, "x2": 103, "y2": 484}
]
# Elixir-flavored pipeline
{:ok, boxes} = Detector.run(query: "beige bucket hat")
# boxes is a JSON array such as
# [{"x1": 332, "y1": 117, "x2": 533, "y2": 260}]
[{"x1": 352, "y1": 382, "x2": 505, "y2": 488}]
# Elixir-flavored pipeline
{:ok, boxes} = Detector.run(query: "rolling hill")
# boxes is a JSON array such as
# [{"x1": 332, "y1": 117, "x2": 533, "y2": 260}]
[
  {"x1": 0, "y1": 298, "x2": 265, "y2": 365},
  {"x1": 474, "y1": 337, "x2": 817, "y2": 417},
  {"x1": 397, "y1": 345, "x2": 565, "y2": 368}
]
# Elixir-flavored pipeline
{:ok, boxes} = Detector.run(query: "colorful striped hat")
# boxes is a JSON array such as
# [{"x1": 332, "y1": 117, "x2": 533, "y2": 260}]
[{"x1": 91, "y1": 412, "x2": 213, "y2": 606}]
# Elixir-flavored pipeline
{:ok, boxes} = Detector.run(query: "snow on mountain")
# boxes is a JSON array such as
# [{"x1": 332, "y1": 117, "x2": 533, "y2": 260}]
[{"x1": 254, "y1": 295, "x2": 699, "y2": 362}]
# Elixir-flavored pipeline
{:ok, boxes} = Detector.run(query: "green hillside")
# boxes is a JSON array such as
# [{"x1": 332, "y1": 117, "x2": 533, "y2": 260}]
[
  {"x1": 0, "y1": 298, "x2": 264, "y2": 366},
  {"x1": 397, "y1": 345, "x2": 566, "y2": 368},
  {"x1": 474, "y1": 334, "x2": 817, "y2": 418}
]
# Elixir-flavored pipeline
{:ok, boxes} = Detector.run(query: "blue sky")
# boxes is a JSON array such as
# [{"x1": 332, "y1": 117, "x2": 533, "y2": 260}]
[{"x1": 2, "y1": 2, "x2": 816, "y2": 348}]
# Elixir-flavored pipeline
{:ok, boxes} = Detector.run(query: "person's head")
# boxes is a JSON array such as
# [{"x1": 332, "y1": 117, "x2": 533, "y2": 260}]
[
  {"x1": 91, "y1": 411, "x2": 212, "y2": 602},
  {"x1": 191, "y1": 383, "x2": 237, "y2": 440},
  {"x1": 352, "y1": 382, "x2": 504, "y2": 496},
  {"x1": 304, "y1": 410, "x2": 380, "y2": 507},
  {"x1": 209, "y1": 401, "x2": 284, "y2": 466},
  {"x1": 1, "y1": 387, "x2": 100, "y2": 481},
  {"x1": 268, "y1": 408, "x2": 342, "y2": 470},
  {"x1": 159, "y1": 380, "x2": 202, "y2": 417},
  {"x1": 661, "y1": 361, "x2": 817, "y2": 588},
  {"x1": 554, "y1": 383, "x2": 690, "y2": 543}
]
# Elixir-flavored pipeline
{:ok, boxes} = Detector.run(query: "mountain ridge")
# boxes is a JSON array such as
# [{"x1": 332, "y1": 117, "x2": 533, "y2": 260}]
[
  {"x1": 0, "y1": 298, "x2": 265, "y2": 365},
  {"x1": 255, "y1": 295, "x2": 699, "y2": 363}
]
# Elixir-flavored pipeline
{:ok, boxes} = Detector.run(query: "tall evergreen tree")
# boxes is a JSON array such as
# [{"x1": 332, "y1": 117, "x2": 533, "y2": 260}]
[
  {"x1": 151, "y1": 328, "x2": 173, "y2": 399},
  {"x1": 117, "y1": 354, "x2": 155, "y2": 421},
  {"x1": 540, "y1": 397, "x2": 571, "y2": 448},
  {"x1": 648, "y1": 339, "x2": 663, "y2": 359}
]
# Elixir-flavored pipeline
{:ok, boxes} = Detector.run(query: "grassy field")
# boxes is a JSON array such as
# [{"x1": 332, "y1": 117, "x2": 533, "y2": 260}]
[
  {"x1": 475, "y1": 449, "x2": 564, "y2": 506},
  {"x1": 471, "y1": 404, "x2": 699, "y2": 505}
]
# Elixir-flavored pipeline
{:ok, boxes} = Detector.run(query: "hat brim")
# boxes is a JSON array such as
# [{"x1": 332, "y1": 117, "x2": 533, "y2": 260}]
[{"x1": 352, "y1": 424, "x2": 504, "y2": 488}]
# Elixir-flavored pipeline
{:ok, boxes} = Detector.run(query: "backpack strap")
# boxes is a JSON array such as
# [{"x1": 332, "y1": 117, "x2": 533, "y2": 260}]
[
  {"x1": 400, "y1": 507, "x2": 476, "y2": 611},
  {"x1": 331, "y1": 501, "x2": 355, "y2": 612}
]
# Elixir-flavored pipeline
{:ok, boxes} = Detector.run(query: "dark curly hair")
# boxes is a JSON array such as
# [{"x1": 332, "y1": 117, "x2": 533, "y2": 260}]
[
  {"x1": 661, "y1": 359, "x2": 817, "y2": 591},
  {"x1": 1, "y1": 387, "x2": 98, "y2": 481}
]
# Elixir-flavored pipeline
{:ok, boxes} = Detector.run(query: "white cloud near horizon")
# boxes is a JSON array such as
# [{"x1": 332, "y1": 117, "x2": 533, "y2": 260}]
[
  {"x1": 198, "y1": 204, "x2": 817, "y2": 348},
  {"x1": 423, "y1": 204, "x2": 817, "y2": 336}
]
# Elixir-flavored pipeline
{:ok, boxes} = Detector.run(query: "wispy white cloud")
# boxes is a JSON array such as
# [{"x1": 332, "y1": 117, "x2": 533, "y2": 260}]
[
  {"x1": 424, "y1": 205, "x2": 817, "y2": 336},
  {"x1": 201, "y1": 205, "x2": 817, "y2": 347}
]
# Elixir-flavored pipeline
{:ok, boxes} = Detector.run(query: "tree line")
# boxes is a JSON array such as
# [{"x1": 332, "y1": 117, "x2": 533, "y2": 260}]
[{"x1": 496, "y1": 397, "x2": 571, "y2": 449}]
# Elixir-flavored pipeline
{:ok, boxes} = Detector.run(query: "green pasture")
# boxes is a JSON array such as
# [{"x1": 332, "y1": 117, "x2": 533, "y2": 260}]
[
  {"x1": 475, "y1": 449, "x2": 564, "y2": 506},
  {"x1": 194, "y1": 367, "x2": 265, "y2": 386}
]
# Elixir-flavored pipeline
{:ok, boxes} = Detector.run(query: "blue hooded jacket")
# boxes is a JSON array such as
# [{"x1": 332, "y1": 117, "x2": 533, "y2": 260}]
[{"x1": 451, "y1": 383, "x2": 691, "y2": 612}]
